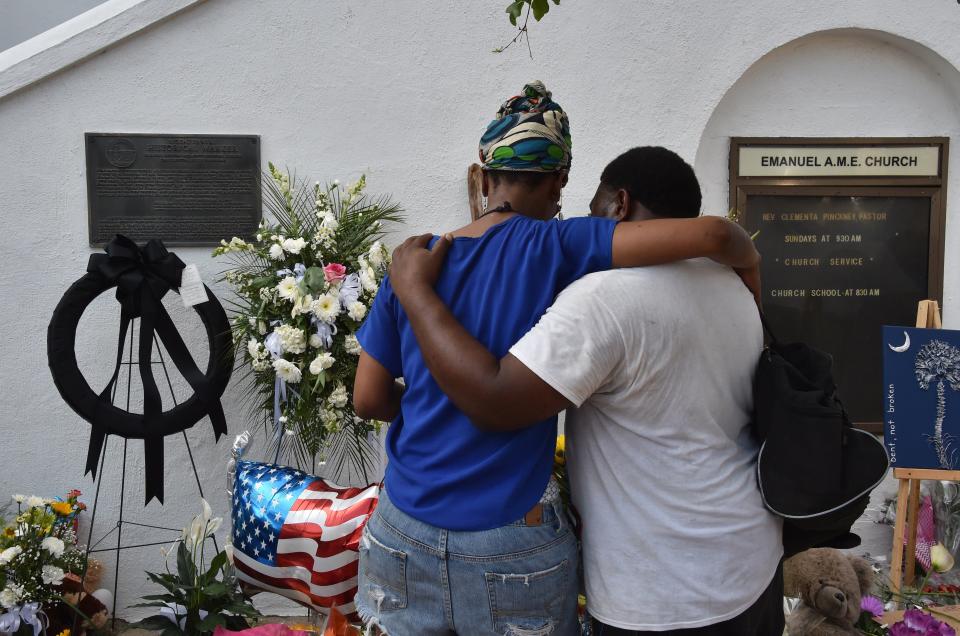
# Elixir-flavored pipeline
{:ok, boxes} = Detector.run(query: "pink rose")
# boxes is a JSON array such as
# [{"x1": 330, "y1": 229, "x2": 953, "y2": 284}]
[{"x1": 323, "y1": 263, "x2": 347, "y2": 283}]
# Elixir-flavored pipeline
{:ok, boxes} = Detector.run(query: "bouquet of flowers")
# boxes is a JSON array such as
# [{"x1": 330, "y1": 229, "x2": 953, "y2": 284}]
[
  {"x1": 0, "y1": 494, "x2": 86, "y2": 631},
  {"x1": 214, "y1": 163, "x2": 402, "y2": 476}
]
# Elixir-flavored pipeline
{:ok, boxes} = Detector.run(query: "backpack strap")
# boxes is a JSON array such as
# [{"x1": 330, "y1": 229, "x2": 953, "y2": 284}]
[{"x1": 758, "y1": 309, "x2": 779, "y2": 346}]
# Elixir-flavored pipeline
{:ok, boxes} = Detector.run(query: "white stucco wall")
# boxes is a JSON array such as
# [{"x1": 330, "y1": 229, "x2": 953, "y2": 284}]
[
  {"x1": 1, "y1": 0, "x2": 959, "y2": 619},
  {"x1": 695, "y1": 28, "x2": 960, "y2": 321}
]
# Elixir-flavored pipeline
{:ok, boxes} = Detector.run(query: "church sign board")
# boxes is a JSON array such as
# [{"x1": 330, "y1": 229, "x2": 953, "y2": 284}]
[{"x1": 730, "y1": 138, "x2": 947, "y2": 430}]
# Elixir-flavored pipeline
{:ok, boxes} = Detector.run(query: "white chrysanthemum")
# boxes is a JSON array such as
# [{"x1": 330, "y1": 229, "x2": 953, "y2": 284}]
[
  {"x1": 359, "y1": 267, "x2": 378, "y2": 293},
  {"x1": 309, "y1": 352, "x2": 335, "y2": 375},
  {"x1": 347, "y1": 301, "x2": 367, "y2": 321},
  {"x1": 309, "y1": 334, "x2": 323, "y2": 349},
  {"x1": 268, "y1": 243, "x2": 285, "y2": 260},
  {"x1": 291, "y1": 293, "x2": 313, "y2": 318},
  {"x1": 0, "y1": 584, "x2": 22, "y2": 610},
  {"x1": 311, "y1": 294, "x2": 340, "y2": 323},
  {"x1": 41, "y1": 565, "x2": 65, "y2": 585},
  {"x1": 344, "y1": 334, "x2": 362, "y2": 355},
  {"x1": 320, "y1": 213, "x2": 339, "y2": 231},
  {"x1": 11, "y1": 494, "x2": 24, "y2": 504},
  {"x1": 41, "y1": 536, "x2": 65, "y2": 557},
  {"x1": 277, "y1": 276, "x2": 300, "y2": 302},
  {"x1": 0, "y1": 546, "x2": 22, "y2": 565},
  {"x1": 328, "y1": 384, "x2": 349, "y2": 409},
  {"x1": 368, "y1": 241, "x2": 386, "y2": 268},
  {"x1": 276, "y1": 325, "x2": 306, "y2": 354},
  {"x1": 247, "y1": 337, "x2": 261, "y2": 359},
  {"x1": 25, "y1": 495, "x2": 44, "y2": 509},
  {"x1": 282, "y1": 237, "x2": 307, "y2": 254},
  {"x1": 272, "y1": 359, "x2": 302, "y2": 384}
]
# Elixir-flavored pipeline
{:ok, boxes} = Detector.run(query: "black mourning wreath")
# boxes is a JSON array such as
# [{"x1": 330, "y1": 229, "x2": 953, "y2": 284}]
[{"x1": 47, "y1": 235, "x2": 234, "y2": 504}]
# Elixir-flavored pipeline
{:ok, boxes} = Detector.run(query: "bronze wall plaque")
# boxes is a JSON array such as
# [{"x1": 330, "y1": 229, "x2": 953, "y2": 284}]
[
  {"x1": 730, "y1": 138, "x2": 948, "y2": 430},
  {"x1": 86, "y1": 133, "x2": 261, "y2": 246}
]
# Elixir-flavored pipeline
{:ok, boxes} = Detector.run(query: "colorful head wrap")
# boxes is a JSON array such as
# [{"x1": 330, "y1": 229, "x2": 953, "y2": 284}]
[{"x1": 479, "y1": 81, "x2": 571, "y2": 172}]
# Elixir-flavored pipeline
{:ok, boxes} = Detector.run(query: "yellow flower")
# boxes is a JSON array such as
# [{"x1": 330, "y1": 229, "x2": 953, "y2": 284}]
[
  {"x1": 55, "y1": 629, "x2": 70, "y2": 636},
  {"x1": 554, "y1": 434, "x2": 566, "y2": 467},
  {"x1": 50, "y1": 502, "x2": 73, "y2": 516},
  {"x1": 2, "y1": 527, "x2": 13, "y2": 538}
]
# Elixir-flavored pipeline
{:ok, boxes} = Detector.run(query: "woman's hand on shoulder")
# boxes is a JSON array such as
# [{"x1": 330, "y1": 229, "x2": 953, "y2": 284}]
[{"x1": 389, "y1": 233, "x2": 453, "y2": 305}]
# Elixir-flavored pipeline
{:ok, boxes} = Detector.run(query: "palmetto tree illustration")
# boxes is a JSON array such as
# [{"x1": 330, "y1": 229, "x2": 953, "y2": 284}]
[{"x1": 915, "y1": 340, "x2": 960, "y2": 468}]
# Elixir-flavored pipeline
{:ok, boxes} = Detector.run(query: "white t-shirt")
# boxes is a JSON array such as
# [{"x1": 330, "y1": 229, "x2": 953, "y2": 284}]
[{"x1": 510, "y1": 259, "x2": 783, "y2": 631}]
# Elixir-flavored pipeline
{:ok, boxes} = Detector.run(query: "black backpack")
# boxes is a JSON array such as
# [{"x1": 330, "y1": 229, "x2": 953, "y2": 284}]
[{"x1": 753, "y1": 313, "x2": 889, "y2": 558}]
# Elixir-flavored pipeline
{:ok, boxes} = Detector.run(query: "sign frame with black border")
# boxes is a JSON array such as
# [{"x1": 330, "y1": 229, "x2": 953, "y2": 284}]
[{"x1": 729, "y1": 137, "x2": 948, "y2": 432}]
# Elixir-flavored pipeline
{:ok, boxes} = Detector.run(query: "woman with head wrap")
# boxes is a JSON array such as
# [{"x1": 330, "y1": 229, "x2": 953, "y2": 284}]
[{"x1": 352, "y1": 82, "x2": 760, "y2": 635}]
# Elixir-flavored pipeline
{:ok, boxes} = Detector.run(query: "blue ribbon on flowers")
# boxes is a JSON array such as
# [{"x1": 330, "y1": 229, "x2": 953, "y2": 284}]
[
  {"x1": 0, "y1": 603, "x2": 48, "y2": 636},
  {"x1": 311, "y1": 316, "x2": 337, "y2": 349},
  {"x1": 271, "y1": 373, "x2": 302, "y2": 462},
  {"x1": 338, "y1": 273, "x2": 361, "y2": 308},
  {"x1": 264, "y1": 323, "x2": 300, "y2": 461},
  {"x1": 276, "y1": 263, "x2": 306, "y2": 282}
]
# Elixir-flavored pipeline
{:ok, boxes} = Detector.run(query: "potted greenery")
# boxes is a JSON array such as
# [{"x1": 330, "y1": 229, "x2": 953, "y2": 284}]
[{"x1": 133, "y1": 501, "x2": 259, "y2": 636}]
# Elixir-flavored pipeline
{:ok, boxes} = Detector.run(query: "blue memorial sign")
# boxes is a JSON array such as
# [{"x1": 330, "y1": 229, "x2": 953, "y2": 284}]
[{"x1": 883, "y1": 326, "x2": 960, "y2": 469}]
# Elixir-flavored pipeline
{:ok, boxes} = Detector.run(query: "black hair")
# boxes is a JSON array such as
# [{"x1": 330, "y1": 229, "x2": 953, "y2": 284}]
[
  {"x1": 486, "y1": 169, "x2": 555, "y2": 188},
  {"x1": 599, "y1": 147, "x2": 701, "y2": 219}
]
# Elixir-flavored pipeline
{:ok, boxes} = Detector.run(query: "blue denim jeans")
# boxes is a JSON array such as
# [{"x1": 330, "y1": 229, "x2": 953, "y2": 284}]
[{"x1": 355, "y1": 487, "x2": 579, "y2": 635}]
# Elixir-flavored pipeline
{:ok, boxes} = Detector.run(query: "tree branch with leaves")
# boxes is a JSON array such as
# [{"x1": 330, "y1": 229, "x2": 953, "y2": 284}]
[{"x1": 495, "y1": 0, "x2": 561, "y2": 56}]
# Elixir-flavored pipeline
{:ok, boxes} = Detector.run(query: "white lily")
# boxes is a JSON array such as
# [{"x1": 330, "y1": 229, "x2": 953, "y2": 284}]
[{"x1": 181, "y1": 499, "x2": 222, "y2": 555}]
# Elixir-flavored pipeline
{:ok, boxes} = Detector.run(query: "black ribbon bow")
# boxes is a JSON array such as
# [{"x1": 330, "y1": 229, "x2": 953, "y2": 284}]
[{"x1": 85, "y1": 235, "x2": 228, "y2": 504}]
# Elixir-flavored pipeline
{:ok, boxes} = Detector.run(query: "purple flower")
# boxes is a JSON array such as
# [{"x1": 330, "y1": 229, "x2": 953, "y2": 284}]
[
  {"x1": 861, "y1": 595, "x2": 885, "y2": 617},
  {"x1": 889, "y1": 609, "x2": 956, "y2": 636}
]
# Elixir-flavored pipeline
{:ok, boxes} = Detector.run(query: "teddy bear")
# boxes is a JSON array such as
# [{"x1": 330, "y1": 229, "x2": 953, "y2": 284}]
[
  {"x1": 44, "y1": 572, "x2": 111, "y2": 636},
  {"x1": 783, "y1": 547, "x2": 876, "y2": 636}
]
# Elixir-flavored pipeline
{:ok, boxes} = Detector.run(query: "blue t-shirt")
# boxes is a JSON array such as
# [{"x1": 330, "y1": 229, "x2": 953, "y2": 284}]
[{"x1": 357, "y1": 215, "x2": 616, "y2": 530}]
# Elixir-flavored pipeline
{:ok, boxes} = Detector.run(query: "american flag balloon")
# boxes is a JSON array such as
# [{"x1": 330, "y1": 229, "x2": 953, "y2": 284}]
[{"x1": 231, "y1": 460, "x2": 379, "y2": 615}]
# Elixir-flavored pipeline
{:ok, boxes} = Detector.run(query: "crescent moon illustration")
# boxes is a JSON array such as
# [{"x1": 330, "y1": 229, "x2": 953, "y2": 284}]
[{"x1": 889, "y1": 331, "x2": 911, "y2": 353}]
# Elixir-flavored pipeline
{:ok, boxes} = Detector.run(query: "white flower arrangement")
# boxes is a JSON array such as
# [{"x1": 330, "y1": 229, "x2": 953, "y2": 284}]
[
  {"x1": 214, "y1": 164, "x2": 401, "y2": 473},
  {"x1": 0, "y1": 493, "x2": 86, "y2": 613}
]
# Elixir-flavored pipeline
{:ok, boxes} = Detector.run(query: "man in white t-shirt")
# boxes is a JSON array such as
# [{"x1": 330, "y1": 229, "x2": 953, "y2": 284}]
[{"x1": 386, "y1": 147, "x2": 783, "y2": 635}]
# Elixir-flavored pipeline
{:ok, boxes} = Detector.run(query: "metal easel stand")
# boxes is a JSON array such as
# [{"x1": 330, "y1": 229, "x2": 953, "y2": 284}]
[{"x1": 75, "y1": 318, "x2": 219, "y2": 631}]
